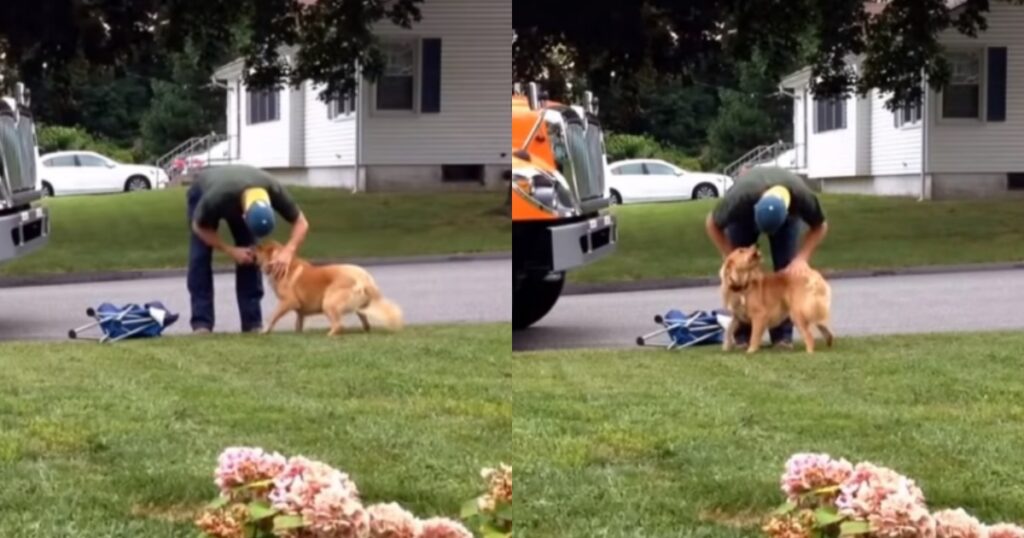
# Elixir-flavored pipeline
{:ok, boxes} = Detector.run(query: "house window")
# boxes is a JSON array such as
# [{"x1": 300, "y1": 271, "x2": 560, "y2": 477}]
[
  {"x1": 894, "y1": 102, "x2": 923, "y2": 127},
  {"x1": 814, "y1": 98, "x2": 846, "y2": 133},
  {"x1": 1009, "y1": 173, "x2": 1024, "y2": 191},
  {"x1": 328, "y1": 94, "x2": 357, "y2": 119},
  {"x1": 942, "y1": 51, "x2": 982, "y2": 119},
  {"x1": 376, "y1": 40, "x2": 417, "y2": 111},
  {"x1": 247, "y1": 89, "x2": 280, "y2": 124}
]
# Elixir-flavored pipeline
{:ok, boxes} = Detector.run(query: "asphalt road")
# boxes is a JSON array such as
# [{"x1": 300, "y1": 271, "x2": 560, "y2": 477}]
[
  {"x1": 513, "y1": 269, "x2": 1024, "y2": 351},
  {"x1": 0, "y1": 259, "x2": 511, "y2": 341}
]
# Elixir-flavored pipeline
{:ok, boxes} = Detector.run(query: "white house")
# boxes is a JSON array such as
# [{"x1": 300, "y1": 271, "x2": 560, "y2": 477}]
[
  {"x1": 778, "y1": 0, "x2": 1023, "y2": 199},
  {"x1": 210, "y1": 0, "x2": 510, "y2": 192}
]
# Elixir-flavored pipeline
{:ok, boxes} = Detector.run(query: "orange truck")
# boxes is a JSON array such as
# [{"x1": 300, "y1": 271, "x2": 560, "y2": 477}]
[{"x1": 512, "y1": 83, "x2": 618, "y2": 330}]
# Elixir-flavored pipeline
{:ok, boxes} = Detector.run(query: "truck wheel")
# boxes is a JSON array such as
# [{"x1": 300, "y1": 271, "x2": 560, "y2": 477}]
[{"x1": 513, "y1": 272, "x2": 565, "y2": 330}]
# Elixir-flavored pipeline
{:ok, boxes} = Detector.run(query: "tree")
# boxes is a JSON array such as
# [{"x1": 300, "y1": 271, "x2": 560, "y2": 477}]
[
  {"x1": 1, "y1": 0, "x2": 424, "y2": 104},
  {"x1": 514, "y1": 0, "x2": 1015, "y2": 110},
  {"x1": 140, "y1": 46, "x2": 228, "y2": 158},
  {"x1": 706, "y1": 54, "x2": 795, "y2": 168}
]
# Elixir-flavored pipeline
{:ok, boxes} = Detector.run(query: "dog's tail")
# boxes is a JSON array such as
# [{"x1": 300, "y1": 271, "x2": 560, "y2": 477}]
[{"x1": 359, "y1": 284, "x2": 404, "y2": 332}]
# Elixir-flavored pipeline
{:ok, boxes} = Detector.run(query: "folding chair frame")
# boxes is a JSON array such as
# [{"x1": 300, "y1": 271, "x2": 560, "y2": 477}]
[
  {"x1": 68, "y1": 306, "x2": 165, "y2": 343},
  {"x1": 636, "y1": 311, "x2": 728, "y2": 350}
]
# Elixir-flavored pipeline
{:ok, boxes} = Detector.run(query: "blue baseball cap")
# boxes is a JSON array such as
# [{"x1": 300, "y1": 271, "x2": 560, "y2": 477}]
[
  {"x1": 245, "y1": 200, "x2": 276, "y2": 238},
  {"x1": 754, "y1": 190, "x2": 789, "y2": 235}
]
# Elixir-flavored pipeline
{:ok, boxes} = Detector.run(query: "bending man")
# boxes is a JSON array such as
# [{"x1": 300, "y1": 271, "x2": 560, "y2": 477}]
[
  {"x1": 187, "y1": 164, "x2": 309, "y2": 333},
  {"x1": 705, "y1": 166, "x2": 828, "y2": 348}
]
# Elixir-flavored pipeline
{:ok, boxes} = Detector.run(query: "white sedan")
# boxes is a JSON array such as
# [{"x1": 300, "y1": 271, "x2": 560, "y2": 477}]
[
  {"x1": 38, "y1": 151, "x2": 169, "y2": 197},
  {"x1": 605, "y1": 158, "x2": 733, "y2": 205}
]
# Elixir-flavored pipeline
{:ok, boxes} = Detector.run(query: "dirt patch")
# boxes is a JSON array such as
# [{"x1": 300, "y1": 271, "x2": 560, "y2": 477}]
[
  {"x1": 698, "y1": 507, "x2": 765, "y2": 529},
  {"x1": 131, "y1": 502, "x2": 204, "y2": 523}
]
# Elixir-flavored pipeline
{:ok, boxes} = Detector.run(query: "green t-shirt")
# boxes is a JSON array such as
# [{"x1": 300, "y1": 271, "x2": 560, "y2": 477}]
[
  {"x1": 711, "y1": 167, "x2": 826, "y2": 229},
  {"x1": 192, "y1": 165, "x2": 301, "y2": 229}
]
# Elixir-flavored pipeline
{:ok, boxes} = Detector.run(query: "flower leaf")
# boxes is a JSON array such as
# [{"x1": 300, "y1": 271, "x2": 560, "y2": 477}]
[
  {"x1": 206, "y1": 496, "x2": 229, "y2": 510},
  {"x1": 840, "y1": 520, "x2": 873, "y2": 535},
  {"x1": 814, "y1": 507, "x2": 844, "y2": 527},
  {"x1": 273, "y1": 515, "x2": 306, "y2": 531},
  {"x1": 247, "y1": 501, "x2": 276, "y2": 521},
  {"x1": 773, "y1": 500, "x2": 797, "y2": 516},
  {"x1": 460, "y1": 498, "x2": 480, "y2": 519}
]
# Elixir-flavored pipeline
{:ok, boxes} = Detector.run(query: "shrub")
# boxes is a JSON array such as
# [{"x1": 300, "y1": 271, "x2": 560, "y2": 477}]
[
  {"x1": 605, "y1": 133, "x2": 701, "y2": 171},
  {"x1": 36, "y1": 125, "x2": 135, "y2": 163}
]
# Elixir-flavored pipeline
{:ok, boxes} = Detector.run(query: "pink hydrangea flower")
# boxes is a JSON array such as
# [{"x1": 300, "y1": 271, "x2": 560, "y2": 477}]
[
  {"x1": 933, "y1": 508, "x2": 986, "y2": 538},
  {"x1": 367, "y1": 503, "x2": 420, "y2": 538},
  {"x1": 780, "y1": 453, "x2": 854, "y2": 502},
  {"x1": 988, "y1": 523, "x2": 1024, "y2": 538},
  {"x1": 269, "y1": 456, "x2": 366, "y2": 537},
  {"x1": 214, "y1": 446, "x2": 287, "y2": 498},
  {"x1": 269, "y1": 456, "x2": 361, "y2": 516},
  {"x1": 304, "y1": 483, "x2": 370, "y2": 538},
  {"x1": 836, "y1": 462, "x2": 926, "y2": 520},
  {"x1": 867, "y1": 488, "x2": 936, "y2": 538},
  {"x1": 418, "y1": 517, "x2": 474, "y2": 538}
]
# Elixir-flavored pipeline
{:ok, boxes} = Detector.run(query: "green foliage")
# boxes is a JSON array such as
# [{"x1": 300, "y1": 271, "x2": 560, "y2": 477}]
[
  {"x1": 706, "y1": 53, "x2": 794, "y2": 168},
  {"x1": 514, "y1": 0, "x2": 1005, "y2": 110},
  {"x1": 140, "y1": 43, "x2": 227, "y2": 158},
  {"x1": 605, "y1": 133, "x2": 702, "y2": 171},
  {"x1": 36, "y1": 125, "x2": 135, "y2": 163}
]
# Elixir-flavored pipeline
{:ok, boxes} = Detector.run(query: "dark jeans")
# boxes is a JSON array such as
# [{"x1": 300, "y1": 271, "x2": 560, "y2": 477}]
[
  {"x1": 725, "y1": 216, "x2": 801, "y2": 344},
  {"x1": 186, "y1": 184, "x2": 263, "y2": 332}
]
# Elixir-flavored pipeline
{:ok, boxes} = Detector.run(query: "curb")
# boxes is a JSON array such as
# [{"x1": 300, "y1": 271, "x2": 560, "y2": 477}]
[
  {"x1": 563, "y1": 260, "x2": 1024, "y2": 296},
  {"x1": 0, "y1": 251, "x2": 511, "y2": 289}
]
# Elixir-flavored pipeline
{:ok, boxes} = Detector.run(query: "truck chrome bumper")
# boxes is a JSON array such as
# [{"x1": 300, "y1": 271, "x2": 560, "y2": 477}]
[
  {"x1": 0, "y1": 206, "x2": 49, "y2": 262},
  {"x1": 549, "y1": 213, "x2": 617, "y2": 272}
]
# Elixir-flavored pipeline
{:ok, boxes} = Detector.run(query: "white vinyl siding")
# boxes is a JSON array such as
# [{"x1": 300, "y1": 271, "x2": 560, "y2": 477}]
[
  {"x1": 805, "y1": 94, "x2": 860, "y2": 178},
  {"x1": 305, "y1": 83, "x2": 356, "y2": 167},
  {"x1": 361, "y1": 0, "x2": 511, "y2": 166},
  {"x1": 871, "y1": 90, "x2": 922, "y2": 176},
  {"x1": 238, "y1": 86, "x2": 291, "y2": 168},
  {"x1": 930, "y1": 0, "x2": 1021, "y2": 173}
]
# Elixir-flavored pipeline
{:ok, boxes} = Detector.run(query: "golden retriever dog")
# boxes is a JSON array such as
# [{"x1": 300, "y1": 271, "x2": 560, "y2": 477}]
[
  {"x1": 719, "y1": 246, "x2": 833, "y2": 354},
  {"x1": 253, "y1": 241, "x2": 404, "y2": 337}
]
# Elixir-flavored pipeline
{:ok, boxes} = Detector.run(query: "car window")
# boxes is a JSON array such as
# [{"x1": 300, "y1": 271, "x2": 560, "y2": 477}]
[
  {"x1": 76, "y1": 154, "x2": 108, "y2": 167},
  {"x1": 644, "y1": 162, "x2": 676, "y2": 176},
  {"x1": 46, "y1": 155, "x2": 77, "y2": 167},
  {"x1": 615, "y1": 163, "x2": 645, "y2": 175}
]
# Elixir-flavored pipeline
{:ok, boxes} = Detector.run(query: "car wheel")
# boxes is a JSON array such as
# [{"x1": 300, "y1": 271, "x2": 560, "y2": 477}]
[
  {"x1": 610, "y1": 190, "x2": 623, "y2": 205},
  {"x1": 693, "y1": 183, "x2": 719, "y2": 199},
  {"x1": 125, "y1": 176, "x2": 151, "y2": 192},
  {"x1": 41, "y1": 181, "x2": 54, "y2": 198}
]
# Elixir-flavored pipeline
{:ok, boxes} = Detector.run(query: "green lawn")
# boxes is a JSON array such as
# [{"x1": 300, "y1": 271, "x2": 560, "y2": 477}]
[
  {"x1": 513, "y1": 332, "x2": 1024, "y2": 537},
  {"x1": 0, "y1": 324, "x2": 510, "y2": 537},
  {"x1": 0, "y1": 187, "x2": 510, "y2": 277},
  {"x1": 571, "y1": 194, "x2": 1024, "y2": 284}
]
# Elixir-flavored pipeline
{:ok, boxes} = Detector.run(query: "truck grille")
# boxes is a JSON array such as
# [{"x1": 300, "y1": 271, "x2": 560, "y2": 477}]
[
  {"x1": 565, "y1": 123, "x2": 602, "y2": 202},
  {"x1": 0, "y1": 111, "x2": 38, "y2": 194}
]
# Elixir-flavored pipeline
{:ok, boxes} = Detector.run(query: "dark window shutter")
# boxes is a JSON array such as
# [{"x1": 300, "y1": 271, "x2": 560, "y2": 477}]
[
  {"x1": 421, "y1": 38, "x2": 442, "y2": 113},
  {"x1": 987, "y1": 47, "x2": 1007, "y2": 122}
]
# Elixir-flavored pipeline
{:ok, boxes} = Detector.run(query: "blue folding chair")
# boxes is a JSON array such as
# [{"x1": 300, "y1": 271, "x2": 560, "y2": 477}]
[
  {"x1": 69, "y1": 302, "x2": 179, "y2": 343},
  {"x1": 635, "y1": 309, "x2": 732, "y2": 350}
]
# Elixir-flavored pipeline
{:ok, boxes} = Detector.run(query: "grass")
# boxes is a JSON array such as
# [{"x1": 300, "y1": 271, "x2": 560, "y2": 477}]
[
  {"x1": 0, "y1": 324, "x2": 510, "y2": 537},
  {"x1": 571, "y1": 194, "x2": 1024, "y2": 284},
  {"x1": 513, "y1": 332, "x2": 1024, "y2": 537},
  {"x1": 0, "y1": 187, "x2": 510, "y2": 277}
]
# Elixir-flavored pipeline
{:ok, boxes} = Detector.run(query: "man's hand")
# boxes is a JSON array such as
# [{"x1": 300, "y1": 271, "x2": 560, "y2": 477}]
[
  {"x1": 228, "y1": 246, "x2": 255, "y2": 266},
  {"x1": 268, "y1": 245, "x2": 295, "y2": 279},
  {"x1": 784, "y1": 257, "x2": 810, "y2": 276}
]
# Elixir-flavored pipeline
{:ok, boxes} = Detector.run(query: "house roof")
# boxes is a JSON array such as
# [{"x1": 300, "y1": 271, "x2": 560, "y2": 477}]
[
  {"x1": 780, "y1": 0, "x2": 972, "y2": 87},
  {"x1": 213, "y1": 46, "x2": 300, "y2": 81}
]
